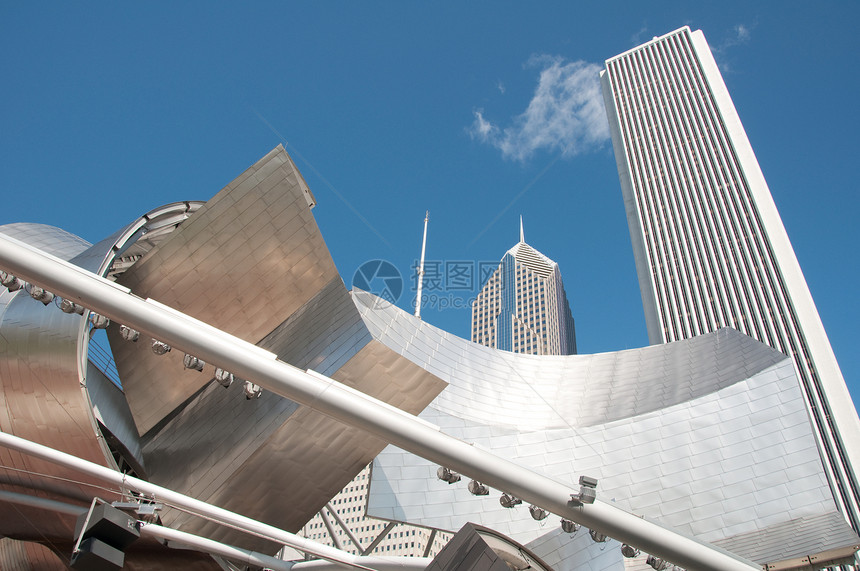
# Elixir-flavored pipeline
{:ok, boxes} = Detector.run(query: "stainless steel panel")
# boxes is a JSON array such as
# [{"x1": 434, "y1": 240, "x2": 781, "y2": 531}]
[
  {"x1": 149, "y1": 339, "x2": 446, "y2": 553},
  {"x1": 360, "y1": 294, "x2": 857, "y2": 569},
  {"x1": 112, "y1": 146, "x2": 339, "y2": 435},
  {"x1": 0, "y1": 225, "x2": 118, "y2": 542}
]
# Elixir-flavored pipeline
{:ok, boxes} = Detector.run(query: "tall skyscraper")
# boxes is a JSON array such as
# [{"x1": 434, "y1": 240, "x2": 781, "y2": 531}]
[
  {"x1": 471, "y1": 219, "x2": 576, "y2": 355},
  {"x1": 601, "y1": 26, "x2": 860, "y2": 530}
]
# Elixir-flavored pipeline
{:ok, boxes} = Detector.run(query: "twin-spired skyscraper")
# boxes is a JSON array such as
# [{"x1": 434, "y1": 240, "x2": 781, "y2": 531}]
[{"x1": 601, "y1": 26, "x2": 860, "y2": 531}]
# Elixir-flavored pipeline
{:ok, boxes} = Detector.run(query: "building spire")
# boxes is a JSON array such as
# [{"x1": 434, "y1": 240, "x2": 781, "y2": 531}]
[
  {"x1": 519, "y1": 215, "x2": 525, "y2": 243},
  {"x1": 414, "y1": 211, "x2": 429, "y2": 319}
]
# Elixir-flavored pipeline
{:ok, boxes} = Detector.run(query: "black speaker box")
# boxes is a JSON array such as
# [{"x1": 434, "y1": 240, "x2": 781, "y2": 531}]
[
  {"x1": 74, "y1": 503, "x2": 140, "y2": 550},
  {"x1": 70, "y1": 537, "x2": 124, "y2": 571}
]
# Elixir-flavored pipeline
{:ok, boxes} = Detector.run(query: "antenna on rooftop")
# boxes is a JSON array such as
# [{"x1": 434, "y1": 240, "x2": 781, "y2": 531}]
[
  {"x1": 414, "y1": 211, "x2": 429, "y2": 319},
  {"x1": 520, "y1": 215, "x2": 525, "y2": 243}
]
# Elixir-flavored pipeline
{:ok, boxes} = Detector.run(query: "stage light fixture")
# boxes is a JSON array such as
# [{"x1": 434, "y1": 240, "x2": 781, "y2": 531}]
[
  {"x1": 560, "y1": 519, "x2": 579, "y2": 534},
  {"x1": 183, "y1": 354, "x2": 205, "y2": 371},
  {"x1": 499, "y1": 493, "x2": 522, "y2": 508},
  {"x1": 589, "y1": 528, "x2": 607, "y2": 543},
  {"x1": 58, "y1": 298, "x2": 85, "y2": 314},
  {"x1": 243, "y1": 381, "x2": 262, "y2": 399},
  {"x1": 28, "y1": 285, "x2": 54, "y2": 305},
  {"x1": 621, "y1": 544, "x2": 640, "y2": 558},
  {"x1": 0, "y1": 271, "x2": 22, "y2": 292},
  {"x1": 528, "y1": 504, "x2": 549, "y2": 521},
  {"x1": 214, "y1": 367, "x2": 234, "y2": 388},
  {"x1": 151, "y1": 339, "x2": 171, "y2": 355},
  {"x1": 467, "y1": 480, "x2": 489, "y2": 496},
  {"x1": 436, "y1": 467, "x2": 461, "y2": 484},
  {"x1": 119, "y1": 325, "x2": 139, "y2": 342},
  {"x1": 89, "y1": 313, "x2": 110, "y2": 329}
]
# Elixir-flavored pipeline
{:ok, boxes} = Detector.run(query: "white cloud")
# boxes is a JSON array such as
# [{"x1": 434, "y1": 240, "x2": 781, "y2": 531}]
[
  {"x1": 630, "y1": 23, "x2": 649, "y2": 46},
  {"x1": 718, "y1": 23, "x2": 752, "y2": 51},
  {"x1": 713, "y1": 23, "x2": 754, "y2": 71},
  {"x1": 468, "y1": 55, "x2": 609, "y2": 162},
  {"x1": 472, "y1": 109, "x2": 496, "y2": 137}
]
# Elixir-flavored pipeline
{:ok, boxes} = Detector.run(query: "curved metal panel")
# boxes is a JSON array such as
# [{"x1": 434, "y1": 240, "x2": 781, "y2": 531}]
[
  {"x1": 110, "y1": 146, "x2": 339, "y2": 435},
  {"x1": 0, "y1": 207, "x2": 205, "y2": 545},
  {"x1": 359, "y1": 293, "x2": 857, "y2": 569},
  {"x1": 156, "y1": 339, "x2": 446, "y2": 553},
  {"x1": 0, "y1": 224, "x2": 113, "y2": 541}
]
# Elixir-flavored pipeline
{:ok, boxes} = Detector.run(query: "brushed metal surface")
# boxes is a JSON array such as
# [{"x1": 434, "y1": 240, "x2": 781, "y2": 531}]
[
  {"x1": 0, "y1": 224, "x2": 117, "y2": 542},
  {"x1": 0, "y1": 537, "x2": 66, "y2": 570},
  {"x1": 0, "y1": 204, "x2": 218, "y2": 560},
  {"x1": 112, "y1": 146, "x2": 338, "y2": 435},
  {"x1": 0, "y1": 148, "x2": 448, "y2": 565},
  {"x1": 147, "y1": 337, "x2": 446, "y2": 553},
  {"x1": 82, "y1": 146, "x2": 447, "y2": 553},
  {"x1": 358, "y1": 293, "x2": 858, "y2": 569},
  {"x1": 139, "y1": 277, "x2": 371, "y2": 497}
]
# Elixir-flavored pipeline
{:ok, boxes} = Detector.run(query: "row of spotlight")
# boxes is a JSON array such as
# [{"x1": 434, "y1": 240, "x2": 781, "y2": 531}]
[
  {"x1": 4, "y1": 272, "x2": 681, "y2": 569},
  {"x1": 2, "y1": 270, "x2": 109, "y2": 324},
  {"x1": 436, "y1": 466, "x2": 682, "y2": 570},
  {"x1": 150, "y1": 338, "x2": 262, "y2": 400},
  {"x1": 1, "y1": 271, "x2": 263, "y2": 400}
]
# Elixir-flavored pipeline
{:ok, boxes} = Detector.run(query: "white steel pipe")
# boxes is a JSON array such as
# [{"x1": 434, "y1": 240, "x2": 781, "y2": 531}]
[
  {"x1": 0, "y1": 233, "x2": 760, "y2": 571},
  {"x1": 0, "y1": 433, "x2": 426, "y2": 571},
  {"x1": 0, "y1": 490, "x2": 428, "y2": 571},
  {"x1": 142, "y1": 524, "x2": 297, "y2": 571}
]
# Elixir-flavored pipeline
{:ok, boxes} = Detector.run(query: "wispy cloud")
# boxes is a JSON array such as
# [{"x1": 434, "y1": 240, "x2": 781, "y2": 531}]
[
  {"x1": 630, "y1": 23, "x2": 649, "y2": 46},
  {"x1": 468, "y1": 55, "x2": 609, "y2": 162},
  {"x1": 713, "y1": 23, "x2": 754, "y2": 72},
  {"x1": 715, "y1": 24, "x2": 754, "y2": 52},
  {"x1": 723, "y1": 23, "x2": 752, "y2": 49}
]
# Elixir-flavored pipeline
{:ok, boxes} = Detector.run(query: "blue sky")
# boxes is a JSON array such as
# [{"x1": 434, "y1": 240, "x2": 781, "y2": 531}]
[{"x1": 1, "y1": 3, "x2": 858, "y2": 408}]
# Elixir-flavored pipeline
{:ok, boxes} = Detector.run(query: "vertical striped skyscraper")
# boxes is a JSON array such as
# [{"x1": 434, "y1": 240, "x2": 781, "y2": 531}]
[
  {"x1": 471, "y1": 219, "x2": 576, "y2": 355},
  {"x1": 600, "y1": 26, "x2": 860, "y2": 530}
]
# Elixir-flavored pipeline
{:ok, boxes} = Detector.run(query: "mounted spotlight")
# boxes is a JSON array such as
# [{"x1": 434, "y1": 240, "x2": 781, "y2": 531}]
[
  {"x1": 0, "y1": 271, "x2": 22, "y2": 292},
  {"x1": 589, "y1": 528, "x2": 608, "y2": 543},
  {"x1": 89, "y1": 313, "x2": 110, "y2": 329},
  {"x1": 119, "y1": 325, "x2": 139, "y2": 342},
  {"x1": 621, "y1": 544, "x2": 640, "y2": 558},
  {"x1": 214, "y1": 368, "x2": 234, "y2": 388},
  {"x1": 560, "y1": 519, "x2": 579, "y2": 534},
  {"x1": 571, "y1": 475, "x2": 598, "y2": 506},
  {"x1": 183, "y1": 354, "x2": 205, "y2": 372},
  {"x1": 646, "y1": 555, "x2": 669, "y2": 570},
  {"x1": 151, "y1": 339, "x2": 171, "y2": 355},
  {"x1": 467, "y1": 480, "x2": 489, "y2": 496},
  {"x1": 58, "y1": 298, "x2": 85, "y2": 314},
  {"x1": 28, "y1": 284, "x2": 54, "y2": 305},
  {"x1": 243, "y1": 381, "x2": 262, "y2": 399},
  {"x1": 499, "y1": 493, "x2": 522, "y2": 508},
  {"x1": 528, "y1": 504, "x2": 549, "y2": 521},
  {"x1": 436, "y1": 467, "x2": 461, "y2": 484}
]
